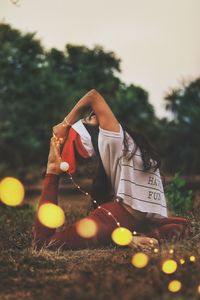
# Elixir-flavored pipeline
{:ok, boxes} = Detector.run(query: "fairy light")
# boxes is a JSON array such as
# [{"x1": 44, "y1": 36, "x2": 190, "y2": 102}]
[
  {"x1": 64, "y1": 167, "x2": 125, "y2": 228},
  {"x1": 0, "y1": 177, "x2": 25, "y2": 206},
  {"x1": 180, "y1": 258, "x2": 185, "y2": 265},
  {"x1": 162, "y1": 259, "x2": 177, "y2": 274},
  {"x1": 168, "y1": 280, "x2": 182, "y2": 293},
  {"x1": 189, "y1": 255, "x2": 196, "y2": 262},
  {"x1": 197, "y1": 284, "x2": 200, "y2": 293},
  {"x1": 153, "y1": 248, "x2": 159, "y2": 253},
  {"x1": 131, "y1": 252, "x2": 149, "y2": 268},
  {"x1": 112, "y1": 227, "x2": 133, "y2": 245},
  {"x1": 169, "y1": 249, "x2": 174, "y2": 254}
]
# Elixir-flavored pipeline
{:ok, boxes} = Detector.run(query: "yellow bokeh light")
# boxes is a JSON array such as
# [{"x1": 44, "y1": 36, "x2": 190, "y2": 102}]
[
  {"x1": 154, "y1": 248, "x2": 159, "y2": 253},
  {"x1": 180, "y1": 259, "x2": 185, "y2": 265},
  {"x1": 189, "y1": 255, "x2": 196, "y2": 262},
  {"x1": 0, "y1": 177, "x2": 25, "y2": 206},
  {"x1": 111, "y1": 227, "x2": 133, "y2": 246},
  {"x1": 76, "y1": 218, "x2": 97, "y2": 238},
  {"x1": 38, "y1": 203, "x2": 65, "y2": 228},
  {"x1": 131, "y1": 252, "x2": 149, "y2": 268},
  {"x1": 197, "y1": 284, "x2": 200, "y2": 293},
  {"x1": 162, "y1": 259, "x2": 177, "y2": 274},
  {"x1": 169, "y1": 249, "x2": 174, "y2": 254},
  {"x1": 168, "y1": 280, "x2": 182, "y2": 293}
]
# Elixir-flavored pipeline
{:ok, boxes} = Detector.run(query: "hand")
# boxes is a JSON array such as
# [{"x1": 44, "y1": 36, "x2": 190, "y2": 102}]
[{"x1": 46, "y1": 136, "x2": 62, "y2": 175}]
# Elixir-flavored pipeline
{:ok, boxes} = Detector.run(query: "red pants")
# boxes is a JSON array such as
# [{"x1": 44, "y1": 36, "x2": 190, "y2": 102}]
[{"x1": 32, "y1": 174, "x2": 192, "y2": 250}]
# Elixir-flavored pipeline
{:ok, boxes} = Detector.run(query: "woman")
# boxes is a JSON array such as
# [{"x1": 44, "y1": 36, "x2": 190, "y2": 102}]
[{"x1": 32, "y1": 89, "x2": 191, "y2": 250}]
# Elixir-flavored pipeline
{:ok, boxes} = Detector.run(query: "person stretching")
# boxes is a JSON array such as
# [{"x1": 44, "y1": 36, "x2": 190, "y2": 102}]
[{"x1": 32, "y1": 89, "x2": 191, "y2": 250}]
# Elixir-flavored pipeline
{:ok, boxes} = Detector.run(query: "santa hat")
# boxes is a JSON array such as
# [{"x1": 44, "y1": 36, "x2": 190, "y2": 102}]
[{"x1": 61, "y1": 119, "x2": 95, "y2": 174}]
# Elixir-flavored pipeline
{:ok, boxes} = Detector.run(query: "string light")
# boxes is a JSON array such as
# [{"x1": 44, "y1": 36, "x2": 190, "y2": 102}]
[
  {"x1": 0, "y1": 177, "x2": 24, "y2": 206},
  {"x1": 65, "y1": 168, "x2": 133, "y2": 230},
  {"x1": 168, "y1": 280, "x2": 182, "y2": 293},
  {"x1": 111, "y1": 227, "x2": 133, "y2": 246},
  {"x1": 197, "y1": 285, "x2": 200, "y2": 293},
  {"x1": 180, "y1": 258, "x2": 185, "y2": 265},
  {"x1": 162, "y1": 259, "x2": 177, "y2": 274},
  {"x1": 189, "y1": 255, "x2": 196, "y2": 262},
  {"x1": 131, "y1": 252, "x2": 149, "y2": 268},
  {"x1": 38, "y1": 203, "x2": 65, "y2": 229}
]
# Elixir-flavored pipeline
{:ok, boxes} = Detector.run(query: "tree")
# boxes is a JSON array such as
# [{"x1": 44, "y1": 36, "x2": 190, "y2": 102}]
[
  {"x1": 0, "y1": 23, "x2": 160, "y2": 181},
  {"x1": 162, "y1": 78, "x2": 200, "y2": 174}
]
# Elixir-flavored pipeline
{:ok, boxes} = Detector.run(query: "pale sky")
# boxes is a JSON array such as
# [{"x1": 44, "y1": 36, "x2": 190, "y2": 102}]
[{"x1": 1, "y1": 0, "x2": 200, "y2": 118}]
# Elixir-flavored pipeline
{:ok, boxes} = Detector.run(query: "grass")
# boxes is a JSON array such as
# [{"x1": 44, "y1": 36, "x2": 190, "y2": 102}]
[{"x1": 1, "y1": 202, "x2": 200, "y2": 300}]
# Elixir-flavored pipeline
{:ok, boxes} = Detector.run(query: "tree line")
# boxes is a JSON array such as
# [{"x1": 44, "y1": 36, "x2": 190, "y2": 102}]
[{"x1": 0, "y1": 23, "x2": 199, "y2": 181}]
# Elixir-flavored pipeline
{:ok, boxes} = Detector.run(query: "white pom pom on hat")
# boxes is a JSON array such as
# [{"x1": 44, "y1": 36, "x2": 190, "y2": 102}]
[{"x1": 60, "y1": 161, "x2": 69, "y2": 172}]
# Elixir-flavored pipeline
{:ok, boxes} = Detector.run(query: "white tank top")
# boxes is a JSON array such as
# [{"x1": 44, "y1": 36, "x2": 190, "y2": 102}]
[{"x1": 98, "y1": 124, "x2": 168, "y2": 218}]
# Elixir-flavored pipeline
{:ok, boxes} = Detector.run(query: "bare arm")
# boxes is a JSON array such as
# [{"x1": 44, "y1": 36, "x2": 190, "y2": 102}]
[
  {"x1": 65, "y1": 89, "x2": 120, "y2": 132},
  {"x1": 53, "y1": 89, "x2": 120, "y2": 142}
]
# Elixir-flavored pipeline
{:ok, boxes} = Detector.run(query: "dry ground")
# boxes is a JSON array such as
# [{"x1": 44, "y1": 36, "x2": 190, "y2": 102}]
[{"x1": 1, "y1": 189, "x2": 200, "y2": 300}]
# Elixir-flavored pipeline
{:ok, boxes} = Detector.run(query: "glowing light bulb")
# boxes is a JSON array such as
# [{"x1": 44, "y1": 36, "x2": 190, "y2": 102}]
[
  {"x1": 60, "y1": 162, "x2": 69, "y2": 172},
  {"x1": 190, "y1": 255, "x2": 196, "y2": 262},
  {"x1": 180, "y1": 259, "x2": 185, "y2": 265},
  {"x1": 131, "y1": 252, "x2": 149, "y2": 268},
  {"x1": 162, "y1": 259, "x2": 177, "y2": 274},
  {"x1": 0, "y1": 177, "x2": 25, "y2": 206},
  {"x1": 168, "y1": 280, "x2": 182, "y2": 293},
  {"x1": 76, "y1": 218, "x2": 97, "y2": 238},
  {"x1": 111, "y1": 227, "x2": 133, "y2": 246},
  {"x1": 197, "y1": 284, "x2": 200, "y2": 293},
  {"x1": 38, "y1": 203, "x2": 65, "y2": 228}
]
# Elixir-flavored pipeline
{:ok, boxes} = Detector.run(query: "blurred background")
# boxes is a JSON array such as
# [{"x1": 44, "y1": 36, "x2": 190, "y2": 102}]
[{"x1": 0, "y1": 0, "x2": 199, "y2": 185}]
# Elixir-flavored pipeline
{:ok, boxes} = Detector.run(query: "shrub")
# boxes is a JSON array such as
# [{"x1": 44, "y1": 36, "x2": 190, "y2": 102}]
[{"x1": 165, "y1": 172, "x2": 194, "y2": 213}]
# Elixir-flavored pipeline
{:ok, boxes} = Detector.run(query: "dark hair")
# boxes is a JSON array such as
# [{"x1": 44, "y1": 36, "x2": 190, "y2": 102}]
[
  {"x1": 121, "y1": 124, "x2": 161, "y2": 172},
  {"x1": 83, "y1": 120, "x2": 163, "y2": 207}
]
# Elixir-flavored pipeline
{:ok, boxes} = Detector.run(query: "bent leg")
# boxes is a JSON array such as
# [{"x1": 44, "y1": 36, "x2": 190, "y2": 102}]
[
  {"x1": 33, "y1": 198, "x2": 142, "y2": 250},
  {"x1": 32, "y1": 174, "x2": 60, "y2": 248}
]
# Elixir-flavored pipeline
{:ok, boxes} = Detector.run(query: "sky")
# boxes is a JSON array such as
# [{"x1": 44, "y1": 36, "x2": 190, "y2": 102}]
[{"x1": 1, "y1": 0, "x2": 200, "y2": 119}]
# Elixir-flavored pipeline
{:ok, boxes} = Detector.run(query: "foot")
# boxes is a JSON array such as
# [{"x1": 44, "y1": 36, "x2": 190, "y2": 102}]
[
  {"x1": 128, "y1": 236, "x2": 159, "y2": 251},
  {"x1": 46, "y1": 137, "x2": 62, "y2": 175}
]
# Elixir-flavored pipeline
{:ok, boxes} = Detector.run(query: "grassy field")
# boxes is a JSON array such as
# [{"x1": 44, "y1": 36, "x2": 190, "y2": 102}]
[{"x1": 1, "y1": 197, "x2": 200, "y2": 300}]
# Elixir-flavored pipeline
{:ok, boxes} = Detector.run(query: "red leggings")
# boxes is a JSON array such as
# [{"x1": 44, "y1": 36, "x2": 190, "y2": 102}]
[{"x1": 32, "y1": 174, "x2": 192, "y2": 250}]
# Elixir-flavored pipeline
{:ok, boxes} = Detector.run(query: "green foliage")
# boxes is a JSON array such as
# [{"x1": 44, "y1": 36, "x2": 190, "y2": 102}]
[
  {"x1": 0, "y1": 23, "x2": 156, "y2": 180},
  {"x1": 165, "y1": 172, "x2": 194, "y2": 213},
  {"x1": 163, "y1": 78, "x2": 200, "y2": 174},
  {"x1": 1, "y1": 23, "x2": 200, "y2": 179}
]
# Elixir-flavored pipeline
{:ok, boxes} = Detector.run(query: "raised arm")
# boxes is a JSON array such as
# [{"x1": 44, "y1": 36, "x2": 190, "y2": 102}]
[
  {"x1": 53, "y1": 89, "x2": 120, "y2": 141},
  {"x1": 68, "y1": 89, "x2": 120, "y2": 133}
]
